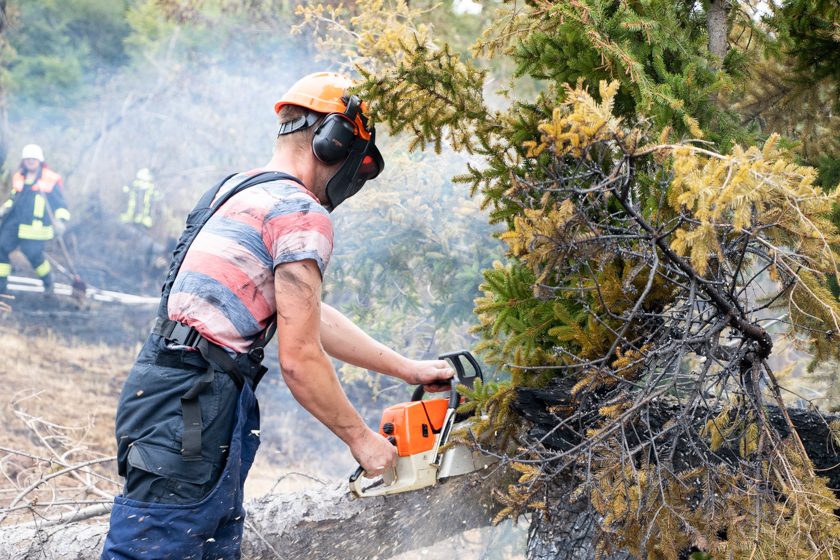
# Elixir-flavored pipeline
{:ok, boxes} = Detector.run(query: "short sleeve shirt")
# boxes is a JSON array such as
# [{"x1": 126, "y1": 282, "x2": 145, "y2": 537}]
[{"x1": 167, "y1": 169, "x2": 333, "y2": 353}]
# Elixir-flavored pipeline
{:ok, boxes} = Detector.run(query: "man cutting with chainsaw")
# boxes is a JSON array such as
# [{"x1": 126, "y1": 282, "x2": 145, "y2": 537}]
[{"x1": 102, "y1": 72, "x2": 454, "y2": 560}]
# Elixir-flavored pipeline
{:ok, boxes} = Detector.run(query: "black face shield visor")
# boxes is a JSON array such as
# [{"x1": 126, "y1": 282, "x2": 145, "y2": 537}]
[{"x1": 324, "y1": 128, "x2": 384, "y2": 211}]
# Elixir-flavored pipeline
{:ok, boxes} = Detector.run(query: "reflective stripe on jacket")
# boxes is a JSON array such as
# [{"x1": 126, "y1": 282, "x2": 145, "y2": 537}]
[{"x1": 120, "y1": 177, "x2": 157, "y2": 228}]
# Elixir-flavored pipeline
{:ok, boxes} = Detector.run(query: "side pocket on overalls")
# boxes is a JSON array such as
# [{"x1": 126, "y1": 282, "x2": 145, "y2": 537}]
[
  {"x1": 104, "y1": 383, "x2": 253, "y2": 560},
  {"x1": 103, "y1": 444, "x2": 215, "y2": 560},
  {"x1": 125, "y1": 442, "x2": 213, "y2": 504}
]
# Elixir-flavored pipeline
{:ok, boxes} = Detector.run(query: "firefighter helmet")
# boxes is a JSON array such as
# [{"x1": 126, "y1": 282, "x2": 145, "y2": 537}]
[
  {"x1": 21, "y1": 144, "x2": 44, "y2": 162},
  {"x1": 136, "y1": 168, "x2": 153, "y2": 182}
]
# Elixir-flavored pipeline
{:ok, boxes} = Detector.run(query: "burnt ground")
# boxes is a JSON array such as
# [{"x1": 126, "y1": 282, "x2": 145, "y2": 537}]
[{"x1": 1, "y1": 291, "x2": 154, "y2": 346}]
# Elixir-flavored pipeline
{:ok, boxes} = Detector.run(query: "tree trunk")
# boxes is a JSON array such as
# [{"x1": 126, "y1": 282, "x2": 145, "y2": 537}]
[
  {"x1": 0, "y1": 471, "x2": 506, "y2": 560},
  {"x1": 707, "y1": 0, "x2": 730, "y2": 62},
  {"x1": 525, "y1": 480, "x2": 630, "y2": 560}
]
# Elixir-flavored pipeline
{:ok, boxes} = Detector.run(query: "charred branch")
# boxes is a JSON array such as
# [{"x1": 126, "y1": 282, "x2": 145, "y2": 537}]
[{"x1": 514, "y1": 382, "x2": 840, "y2": 498}]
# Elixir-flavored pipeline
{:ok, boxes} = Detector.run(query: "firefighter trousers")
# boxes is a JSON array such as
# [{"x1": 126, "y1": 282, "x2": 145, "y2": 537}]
[{"x1": 0, "y1": 219, "x2": 51, "y2": 283}]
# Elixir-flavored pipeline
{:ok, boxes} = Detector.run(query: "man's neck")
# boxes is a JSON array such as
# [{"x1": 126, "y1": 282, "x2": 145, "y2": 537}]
[{"x1": 263, "y1": 148, "x2": 324, "y2": 204}]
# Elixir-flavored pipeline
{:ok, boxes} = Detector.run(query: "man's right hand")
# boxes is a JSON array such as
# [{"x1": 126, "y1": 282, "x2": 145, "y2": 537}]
[{"x1": 350, "y1": 428, "x2": 397, "y2": 478}]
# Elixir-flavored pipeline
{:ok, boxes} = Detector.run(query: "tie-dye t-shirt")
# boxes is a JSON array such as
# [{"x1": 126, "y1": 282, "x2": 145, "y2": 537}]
[{"x1": 167, "y1": 169, "x2": 333, "y2": 353}]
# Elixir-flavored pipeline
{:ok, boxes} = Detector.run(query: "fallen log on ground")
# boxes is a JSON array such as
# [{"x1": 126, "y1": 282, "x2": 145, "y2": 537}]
[
  {"x1": 0, "y1": 470, "x2": 505, "y2": 560},
  {"x1": 3, "y1": 386, "x2": 836, "y2": 560}
]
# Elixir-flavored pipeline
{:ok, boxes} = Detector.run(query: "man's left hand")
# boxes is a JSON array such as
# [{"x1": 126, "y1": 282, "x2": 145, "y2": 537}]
[{"x1": 403, "y1": 359, "x2": 455, "y2": 392}]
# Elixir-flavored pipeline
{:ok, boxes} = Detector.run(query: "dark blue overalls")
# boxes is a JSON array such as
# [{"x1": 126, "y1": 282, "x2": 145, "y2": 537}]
[
  {"x1": 102, "y1": 364, "x2": 260, "y2": 559},
  {"x1": 102, "y1": 172, "x2": 303, "y2": 560}
]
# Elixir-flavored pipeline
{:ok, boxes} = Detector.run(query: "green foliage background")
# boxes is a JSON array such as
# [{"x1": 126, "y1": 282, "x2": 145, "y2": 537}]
[
  {"x1": 294, "y1": 0, "x2": 840, "y2": 556},
  {"x1": 0, "y1": 0, "x2": 501, "y2": 398}
]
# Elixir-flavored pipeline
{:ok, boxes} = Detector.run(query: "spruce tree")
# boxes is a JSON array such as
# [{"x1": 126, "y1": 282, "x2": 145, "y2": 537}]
[{"x1": 296, "y1": 0, "x2": 840, "y2": 556}]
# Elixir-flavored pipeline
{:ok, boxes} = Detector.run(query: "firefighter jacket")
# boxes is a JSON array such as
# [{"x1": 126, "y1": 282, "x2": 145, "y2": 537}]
[
  {"x1": 120, "y1": 175, "x2": 158, "y2": 228},
  {"x1": 1, "y1": 167, "x2": 70, "y2": 241}
]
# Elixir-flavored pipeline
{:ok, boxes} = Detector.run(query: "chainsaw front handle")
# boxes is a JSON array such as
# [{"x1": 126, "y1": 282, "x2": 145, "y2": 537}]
[
  {"x1": 438, "y1": 350, "x2": 483, "y2": 384},
  {"x1": 410, "y1": 350, "x2": 483, "y2": 408},
  {"x1": 411, "y1": 376, "x2": 459, "y2": 408}
]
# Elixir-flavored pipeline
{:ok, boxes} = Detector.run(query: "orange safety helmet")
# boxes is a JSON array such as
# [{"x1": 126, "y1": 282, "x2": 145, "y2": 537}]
[{"x1": 274, "y1": 72, "x2": 371, "y2": 141}]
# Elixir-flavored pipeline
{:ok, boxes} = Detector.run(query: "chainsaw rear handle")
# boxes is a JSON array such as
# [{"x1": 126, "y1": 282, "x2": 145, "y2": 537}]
[
  {"x1": 349, "y1": 436, "x2": 396, "y2": 484},
  {"x1": 410, "y1": 350, "x2": 483, "y2": 409}
]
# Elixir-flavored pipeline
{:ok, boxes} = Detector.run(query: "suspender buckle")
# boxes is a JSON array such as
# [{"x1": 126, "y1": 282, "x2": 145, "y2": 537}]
[
  {"x1": 248, "y1": 347, "x2": 265, "y2": 363},
  {"x1": 168, "y1": 321, "x2": 201, "y2": 347}
]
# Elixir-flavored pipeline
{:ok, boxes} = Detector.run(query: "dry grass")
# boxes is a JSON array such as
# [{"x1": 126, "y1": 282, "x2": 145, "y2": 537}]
[
  {"x1": 0, "y1": 325, "x2": 135, "y2": 457},
  {"x1": 0, "y1": 321, "x2": 341, "y2": 524},
  {"x1": 0, "y1": 323, "x2": 136, "y2": 525}
]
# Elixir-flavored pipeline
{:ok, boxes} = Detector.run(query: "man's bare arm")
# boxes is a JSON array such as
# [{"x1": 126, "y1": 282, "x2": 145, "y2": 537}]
[
  {"x1": 320, "y1": 302, "x2": 454, "y2": 389},
  {"x1": 274, "y1": 260, "x2": 395, "y2": 476}
]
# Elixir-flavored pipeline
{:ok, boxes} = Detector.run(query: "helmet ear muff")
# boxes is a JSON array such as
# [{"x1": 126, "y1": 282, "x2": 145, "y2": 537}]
[
  {"x1": 311, "y1": 114, "x2": 358, "y2": 164},
  {"x1": 311, "y1": 95, "x2": 364, "y2": 164}
]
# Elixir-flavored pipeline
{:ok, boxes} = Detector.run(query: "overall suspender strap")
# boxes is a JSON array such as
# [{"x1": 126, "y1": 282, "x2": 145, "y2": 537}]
[{"x1": 180, "y1": 366, "x2": 214, "y2": 461}]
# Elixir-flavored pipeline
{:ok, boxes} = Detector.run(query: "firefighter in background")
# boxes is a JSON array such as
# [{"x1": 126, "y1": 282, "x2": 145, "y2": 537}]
[
  {"x1": 0, "y1": 144, "x2": 70, "y2": 294},
  {"x1": 120, "y1": 168, "x2": 157, "y2": 228}
]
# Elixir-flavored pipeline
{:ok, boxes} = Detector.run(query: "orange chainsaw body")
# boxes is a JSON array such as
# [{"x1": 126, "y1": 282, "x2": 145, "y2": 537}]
[
  {"x1": 350, "y1": 351, "x2": 499, "y2": 498},
  {"x1": 377, "y1": 398, "x2": 449, "y2": 457}
]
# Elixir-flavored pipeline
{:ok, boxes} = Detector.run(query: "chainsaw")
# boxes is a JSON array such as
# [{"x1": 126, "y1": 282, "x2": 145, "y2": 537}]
[{"x1": 349, "y1": 350, "x2": 498, "y2": 498}]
